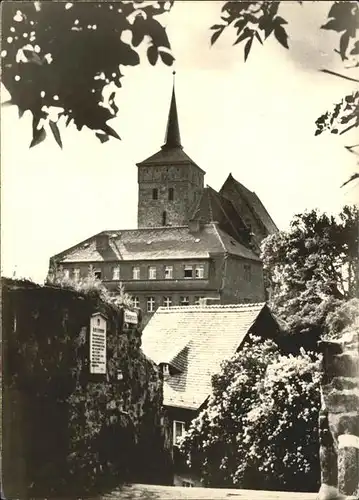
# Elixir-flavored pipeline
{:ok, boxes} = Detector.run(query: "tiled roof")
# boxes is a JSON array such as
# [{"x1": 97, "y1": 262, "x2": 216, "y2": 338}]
[
  {"x1": 52, "y1": 223, "x2": 260, "y2": 263},
  {"x1": 190, "y1": 186, "x2": 250, "y2": 244},
  {"x1": 220, "y1": 174, "x2": 278, "y2": 235},
  {"x1": 137, "y1": 146, "x2": 205, "y2": 173},
  {"x1": 141, "y1": 303, "x2": 267, "y2": 410}
]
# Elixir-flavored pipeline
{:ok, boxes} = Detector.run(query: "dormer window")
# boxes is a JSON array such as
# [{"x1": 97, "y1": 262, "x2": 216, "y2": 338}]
[
  {"x1": 162, "y1": 363, "x2": 170, "y2": 376},
  {"x1": 152, "y1": 188, "x2": 158, "y2": 200}
]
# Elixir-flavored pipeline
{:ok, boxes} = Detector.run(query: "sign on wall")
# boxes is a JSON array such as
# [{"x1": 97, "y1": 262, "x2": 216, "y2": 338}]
[
  {"x1": 90, "y1": 313, "x2": 107, "y2": 374},
  {"x1": 124, "y1": 309, "x2": 138, "y2": 325}
]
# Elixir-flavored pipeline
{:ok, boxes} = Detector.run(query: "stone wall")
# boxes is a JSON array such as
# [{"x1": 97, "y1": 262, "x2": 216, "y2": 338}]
[
  {"x1": 318, "y1": 325, "x2": 359, "y2": 499},
  {"x1": 2, "y1": 278, "x2": 172, "y2": 498}
]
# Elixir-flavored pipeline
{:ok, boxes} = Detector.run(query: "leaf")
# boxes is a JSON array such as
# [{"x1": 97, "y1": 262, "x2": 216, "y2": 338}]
[
  {"x1": 321, "y1": 18, "x2": 345, "y2": 32},
  {"x1": 234, "y1": 27, "x2": 253, "y2": 46},
  {"x1": 95, "y1": 133, "x2": 109, "y2": 144},
  {"x1": 341, "y1": 173, "x2": 359, "y2": 188},
  {"x1": 30, "y1": 126, "x2": 46, "y2": 148},
  {"x1": 147, "y1": 44, "x2": 158, "y2": 65},
  {"x1": 350, "y1": 40, "x2": 359, "y2": 55},
  {"x1": 2, "y1": 99, "x2": 13, "y2": 107},
  {"x1": 255, "y1": 31, "x2": 263, "y2": 45},
  {"x1": 102, "y1": 124, "x2": 121, "y2": 140},
  {"x1": 159, "y1": 50, "x2": 174, "y2": 66},
  {"x1": 244, "y1": 37, "x2": 253, "y2": 61},
  {"x1": 234, "y1": 19, "x2": 246, "y2": 36},
  {"x1": 320, "y1": 69, "x2": 359, "y2": 83},
  {"x1": 211, "y1": 27, "x2": 224, "y2": 46},
  {"x1": 274, "y1": 16, "x2": 288, "y2": 25},
  {"x1": 49, "y1": 120, "x2": 63, "y2": 148},
  {"x1": 339, "y1": 31, "x2": 350, "y2": 60},
  {"x1": 274, "y1": 25, "x2": 289, "y2": 49}
]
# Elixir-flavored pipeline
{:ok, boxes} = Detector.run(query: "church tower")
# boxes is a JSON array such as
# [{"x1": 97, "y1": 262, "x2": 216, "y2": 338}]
[{"x1": 137, "y1": 75, "x2": 205, "y2": 228}]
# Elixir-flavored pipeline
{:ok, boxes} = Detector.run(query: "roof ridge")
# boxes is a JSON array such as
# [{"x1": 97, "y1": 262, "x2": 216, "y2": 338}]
[{"x1": 157, "y1": 303, "x2": 266, "y2": 312}]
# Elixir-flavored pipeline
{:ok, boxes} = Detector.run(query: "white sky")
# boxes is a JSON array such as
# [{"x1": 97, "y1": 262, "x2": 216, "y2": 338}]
[{"x1": 1, "y1": 1, "x2": 358, "y2": 283}]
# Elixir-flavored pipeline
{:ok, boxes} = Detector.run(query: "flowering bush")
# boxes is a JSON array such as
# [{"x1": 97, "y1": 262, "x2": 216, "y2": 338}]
[{"x1": 180, "y1": 337, "x2": 321, "y2": 491}]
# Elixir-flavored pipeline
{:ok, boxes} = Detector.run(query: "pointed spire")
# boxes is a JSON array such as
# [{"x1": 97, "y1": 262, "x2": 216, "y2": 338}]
[{"x1": 162, "y1": 71, "x2": 183, "y2": 150}]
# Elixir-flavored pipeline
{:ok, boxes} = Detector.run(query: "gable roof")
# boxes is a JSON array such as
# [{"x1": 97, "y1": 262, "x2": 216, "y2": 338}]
[
  {"x1": 141, "y1": 303, "x2": 267, "y2": 410},
  {"x1": 51, "y1": 223, "x2": 261, "y2": 264},
  {"x1": 190, "y1": 186, "x2": 256, "y2": 249},
  {"x1": 220, "y1": 174, "x2": 278, "y2": 235}
]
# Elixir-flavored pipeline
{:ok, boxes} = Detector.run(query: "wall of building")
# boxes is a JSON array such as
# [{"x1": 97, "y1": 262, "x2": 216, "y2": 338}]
[
  {"x1": 221, "y1": 256, "x2": 265, "y2": 304},
  {"x1": 137, "y1": 164, "x2": 204, "y2": 228}
]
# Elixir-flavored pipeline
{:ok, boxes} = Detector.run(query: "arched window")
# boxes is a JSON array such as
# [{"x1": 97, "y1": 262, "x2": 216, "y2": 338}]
[
  {"x1": 152, "y1": 188, "x2": 158, "y2": 200},
  {"x1": 162, "y1": 211, "x2": 167, "y2": 226},
  {"x1": 168, "y1": 187, "x2": 174, "y2": 201}
]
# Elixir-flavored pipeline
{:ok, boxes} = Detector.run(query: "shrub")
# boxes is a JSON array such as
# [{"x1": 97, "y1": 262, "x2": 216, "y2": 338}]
[{"x1": 180, "y1": 337, "x2": 321, "y2": 492}]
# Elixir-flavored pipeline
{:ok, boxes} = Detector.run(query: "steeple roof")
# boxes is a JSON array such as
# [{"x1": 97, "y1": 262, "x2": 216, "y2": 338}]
[
  {"x1": 162, "y1": 77, "x2": 182, "y2": 150},
  {"x1": 137, "y1": 73, "x2": 204, "y2": 172}
]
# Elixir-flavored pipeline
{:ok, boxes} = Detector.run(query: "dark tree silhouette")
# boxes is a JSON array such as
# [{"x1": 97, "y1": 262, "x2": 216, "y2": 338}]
[
  {"x1": 209, "y1": 1, "x2": 359, "y2": 184},
  {"x1": 1, "y1": 0, "x2": 174, "y2": 147}
]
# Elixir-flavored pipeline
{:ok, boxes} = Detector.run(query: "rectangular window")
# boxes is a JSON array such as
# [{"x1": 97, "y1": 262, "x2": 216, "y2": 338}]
[
  {"x1": 180, "y1": 296, "x2": 189, "y2": 306},
  {"x1": 112, "y1": 266, "x2": 120, "y2": 280},
  {"x1": 244, "y1": 264, "x2": 252, "y2": 282},
  {"x1": 195, "y1": 265, "x2": 204, "y2": 279},
  {"x1": 147, "y1": 296, "x2": 155, "y2": 312},
  {"x1": 173, "y1": 420, "x2": 186, "y2": 446},
  {"x1": 148, "y1": 266, "x2": 156, "y2": 280},
  {"x1": 184, "y1": 265, "x2": 193, "y2": 279},
  {"x1": 132, "y1": 266, "x2": 140, "y2": 280},
  {"x1": 73, "y1": 268, "x2": 80, "y2": 281},
  {"x1": 132, "y1": 296, "x2": 140, "y2": 308},
  {"x1": 152, "y1": 188, "x2": 158, "y2": 200},
  {"x1": 164, "y1": 265, "x2": 173, "y2": 279},
  {"x1": 168, "y1": 187, "x2": 174, "y2": 201},
  {"x1": 63, "y1": 269, "x2": 70, "y2": 279},
  {"x1": 162, "y1": 363, "x2": 170, "y2": 375},
  {"x1": 94, "y1": 269, "x2": 102, "y2": 280},
  {"x1": 194, "y1": 296, "x2": 205, "y2": 305},
  {"x1": 163, "y1": 296, "x2": 172, "y2": 308}
]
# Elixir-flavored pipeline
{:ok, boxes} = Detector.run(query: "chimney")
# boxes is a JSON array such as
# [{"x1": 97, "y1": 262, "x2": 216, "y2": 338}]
[
  {"x1": 188, "y1": 219, "x2": 202, "y2": 233},
  {"x1": 96, "y1": 234, "x2": 109, "y2": 251}
]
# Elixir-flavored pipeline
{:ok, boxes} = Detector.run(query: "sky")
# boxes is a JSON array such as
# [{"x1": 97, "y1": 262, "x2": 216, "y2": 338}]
[{"x1": 1, "y1": 0, "x2": 358, "y2": 284}]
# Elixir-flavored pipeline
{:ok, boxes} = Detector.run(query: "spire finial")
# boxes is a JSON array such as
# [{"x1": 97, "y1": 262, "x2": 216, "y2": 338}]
[{"x1": 162, "y1": 71, "x2": 182, "y2": 150}]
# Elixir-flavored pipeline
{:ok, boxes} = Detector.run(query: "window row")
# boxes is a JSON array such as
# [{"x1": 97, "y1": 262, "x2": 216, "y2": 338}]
[
  {"x1": 132, "y1": 295, "x2": 206, "y2": 312},
  {"x1": 152, "y1": 187, "x2": 174, "y2": 200},
  {"x1": 133, "y1": 264, "x2": 205, "y2": 281}
]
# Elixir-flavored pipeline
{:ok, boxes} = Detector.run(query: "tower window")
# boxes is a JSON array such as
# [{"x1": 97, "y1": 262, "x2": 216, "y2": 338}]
[
  {"x1": 152, "y1": 188, "x2": 158, "y2": 200},
  {"x1": 162, "y1": 211, "x2": 167, "y2": 226},
  {"x1": 168, "y1": 187, "x2": 174, "y2": 201}
]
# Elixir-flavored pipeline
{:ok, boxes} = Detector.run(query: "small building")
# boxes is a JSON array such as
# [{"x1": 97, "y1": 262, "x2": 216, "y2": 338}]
[{"x1": 141, "y1": 302, "x2": 280, "y2": 487}]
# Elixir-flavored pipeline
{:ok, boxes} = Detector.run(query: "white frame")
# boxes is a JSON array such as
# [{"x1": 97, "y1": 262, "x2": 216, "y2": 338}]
[
  {"x1": 195, "y1": 265, "x2": 204, "y2": 279},
  {"x1": 173, "y1": 420, "x2": 186, "y2": 446},
  {"x1": 147, "y1": 296, "x2": 155, "y2": 312},
  {"x1": 164, "y1": 265, "x2": 173, "y2": 279},
  {"x1": 132, "y1": 296, "x2": 140, "y2": 308},
  {"x1": 184, "y1": 265, "x2": 193, "y2": 279},
  {"x1": 132, "y1": 266, "x2": 140, "y2": 280},
  {"x1": 180, "y1": 296, "x2": 189, "y2": 306},
  {"x1": 163, "y1": 296, "x2": 172, "y2": 308},
  {"x1": 112, "y1": 266, "x2": 120, "y2": 280},
  {"x1": 148, "y1": 266, "x2": 157, "y2": 280}
]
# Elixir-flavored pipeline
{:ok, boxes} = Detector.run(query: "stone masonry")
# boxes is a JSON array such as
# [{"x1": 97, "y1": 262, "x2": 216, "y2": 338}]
[{"x1": 318, "y1": 323, "x2": 359, "y2": 500}]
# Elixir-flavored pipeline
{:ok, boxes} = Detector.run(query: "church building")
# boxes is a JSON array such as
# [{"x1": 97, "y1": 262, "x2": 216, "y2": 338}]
[{"x1": 49, "y1": 80, "x2": 278, "y2": 325}]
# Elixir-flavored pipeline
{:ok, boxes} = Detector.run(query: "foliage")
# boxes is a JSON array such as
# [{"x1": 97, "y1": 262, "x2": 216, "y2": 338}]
[
  {"x1": 1, "y1": 0, "x2": 174, "y2": 147},
  {"x1": 3, "y1": 278, "x2": 169, "y2": 496},
  {"x1": 179, "y1": 336, "x2": 322, "y2": 491},
  {"x1": 261, "y1": 205, "x2": 359, "y2": 338},
  {"x1": 210, "y1": 1, "x2": 359, "y2": 184},
  {"x1": 324, "y1": 296, "x2": 359, "y2": 339},
  {"x1": 46, "y1": 264, "x2": 134, "y2": 308}
]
